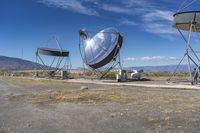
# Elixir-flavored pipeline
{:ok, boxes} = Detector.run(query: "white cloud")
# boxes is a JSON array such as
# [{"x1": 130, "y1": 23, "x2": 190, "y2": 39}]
[
  {"x1": 121, "y1": 0, "x2": 154, "y2": 9},
  {"x1": 125, "y1": 56, "x2": 178, "y2": 61},
  {"x1": 37, "y1": 0, "x2": 178, "y2": 40},
  {"x1": 119, "y1": 18, "x2": 138, "y2": 26},
  {"x1": 142, "y1": 10, "x2": 177, "y2": 38},
  {"x1": 101, "y1": 4, "x2": 133, "y2": 15},
  {"x1": 99, "y1": 2, "x2": 177, "y2": 39},
  {"x1": 145, "y1": 23, "x2": 177, "y2": 35},
  {"x1": 143, "y1": 10, "x2": 174, "y2": 22},
  {"x1": 159, "y1": 35, "x2": 177, "y2": 41},
  {"x1": 38, "y1": 0, "x2": 98, "y2": 16},
  {"x1": 100, "y1": 1, "x2": 152, "y2": 16}
]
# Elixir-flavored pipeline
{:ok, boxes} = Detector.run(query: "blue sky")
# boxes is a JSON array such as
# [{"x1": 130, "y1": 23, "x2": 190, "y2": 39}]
[{"x1": 1, "y1": 0, "x2": 200, "y2": 68}]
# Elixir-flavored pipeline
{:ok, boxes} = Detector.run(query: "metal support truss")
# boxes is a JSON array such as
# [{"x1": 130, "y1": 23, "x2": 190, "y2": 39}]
[{"x1": 168, "y1": 21, "x2": 200, "y2": 84}]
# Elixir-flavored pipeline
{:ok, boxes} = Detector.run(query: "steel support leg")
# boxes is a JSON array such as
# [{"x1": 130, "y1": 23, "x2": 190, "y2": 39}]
[
  {"x1": 168, "y1": 53, "x2": 187, "y2": 81},
  {"x1": 186, "y1": 23, "x2": 193, "y2": 84}
]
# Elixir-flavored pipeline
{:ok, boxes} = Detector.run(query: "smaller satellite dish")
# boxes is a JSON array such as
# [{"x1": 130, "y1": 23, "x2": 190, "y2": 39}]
[
  {"x1": 36, "y1": 47, "x2": 69, "y2": 57},
  {"x1": 79, "y1": 29, "x2": 88, "y2": 40},
  {"x1": 35, "y1": 36, "x2": 71, "y2": 78},
  {"x1": 173, "y1": 11, "x2": 200, "y2": 32}
]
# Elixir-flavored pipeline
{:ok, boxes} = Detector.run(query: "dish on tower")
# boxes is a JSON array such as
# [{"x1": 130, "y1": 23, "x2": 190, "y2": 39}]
[{"x1": 169, "y1": 0, "x2": 200, "y2": 84}]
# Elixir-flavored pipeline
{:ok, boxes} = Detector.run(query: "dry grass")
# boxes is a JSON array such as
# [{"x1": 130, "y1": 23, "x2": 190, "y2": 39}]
[
  {"x1": 0, "y1": 76, "x2": 66, "y2": 84},
  {"x1": 27, "y1": 89, "x2": 131, "y2": 104},
  {"x1": 26, "y1": 87, "x2": 200, "y2": 114}
]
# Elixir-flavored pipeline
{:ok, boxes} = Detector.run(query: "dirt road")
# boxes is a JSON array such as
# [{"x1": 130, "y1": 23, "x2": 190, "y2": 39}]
[{"x1": 0, "y1": 78, "x2": 200, "y2": 133}]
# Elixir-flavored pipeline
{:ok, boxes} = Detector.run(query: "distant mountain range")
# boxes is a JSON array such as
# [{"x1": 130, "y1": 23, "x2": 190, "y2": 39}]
[
  {"x1": 0, "y1": 55, "x2": 194, "y2": 72},
  {"x1": 0, "y1": 56, "x2": 44, "y2": 71},
  {"x1": 77, "y1": 65, "x2": 193, "y2": 72},
  {"x1": 126, "y1": 65, "x2": 194, "y2": 72}
]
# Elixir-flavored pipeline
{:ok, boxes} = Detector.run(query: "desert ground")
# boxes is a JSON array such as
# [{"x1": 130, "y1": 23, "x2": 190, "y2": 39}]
[{"x1": 1, "y1": 77, "x2": 200, "y2": 133}]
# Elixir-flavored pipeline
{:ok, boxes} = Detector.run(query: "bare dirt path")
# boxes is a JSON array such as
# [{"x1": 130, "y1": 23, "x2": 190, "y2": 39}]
[{"x1": 1, "y1": 78, "x2": 200, "y2": 133}]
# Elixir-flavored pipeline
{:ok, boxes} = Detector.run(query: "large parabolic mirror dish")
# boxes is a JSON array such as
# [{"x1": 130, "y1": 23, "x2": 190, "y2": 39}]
[{"x1": 79, "y1": 28, "x2": 123, "y2": 77}]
